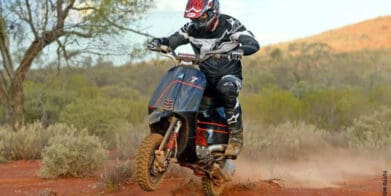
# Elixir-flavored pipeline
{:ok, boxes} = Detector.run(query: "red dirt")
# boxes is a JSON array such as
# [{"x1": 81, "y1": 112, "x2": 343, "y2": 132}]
[{"x1": 0, "y1": 160, "x2": 389, "y2": 196}]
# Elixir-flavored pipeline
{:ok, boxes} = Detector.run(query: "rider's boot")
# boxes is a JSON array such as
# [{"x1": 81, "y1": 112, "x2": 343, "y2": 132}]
[{"x1": 224, "y1": 106, "x2": 243, "y2": 157}]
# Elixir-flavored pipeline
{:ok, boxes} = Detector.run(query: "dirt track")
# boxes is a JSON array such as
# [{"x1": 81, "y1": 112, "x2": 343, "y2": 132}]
[{"x1": 0, "y1": 158, "x2": 389, "y2": 196}]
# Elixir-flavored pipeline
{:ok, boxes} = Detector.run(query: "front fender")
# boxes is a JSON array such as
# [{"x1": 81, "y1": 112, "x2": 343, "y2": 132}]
[{"x1": 147, "y1": 110, "x2": 171, "y2": 125}]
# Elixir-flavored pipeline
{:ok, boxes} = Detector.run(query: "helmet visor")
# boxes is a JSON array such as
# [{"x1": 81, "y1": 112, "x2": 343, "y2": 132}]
[
  {"x1": 190, "y1": 10, "x2": 214, "y2": 28},
  {"x1": 191, "y1": 12, "x2": 209, "y2": 21}
]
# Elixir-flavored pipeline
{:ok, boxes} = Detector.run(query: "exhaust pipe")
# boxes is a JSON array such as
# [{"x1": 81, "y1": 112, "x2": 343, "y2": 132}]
[
  {"x1": 208, "y1": 144, "x2": 226, "y2": 152},
  {"x1": 196, "y1": 144, "x2": 226, "y2": 160}
]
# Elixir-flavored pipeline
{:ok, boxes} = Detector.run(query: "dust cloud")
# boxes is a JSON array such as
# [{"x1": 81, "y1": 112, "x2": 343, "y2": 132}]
[{"x1": 233, "y1": 149, "x2": 391, "y2": 188}]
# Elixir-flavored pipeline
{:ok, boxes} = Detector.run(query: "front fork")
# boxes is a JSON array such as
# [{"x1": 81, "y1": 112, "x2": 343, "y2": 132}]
[{"x1": 154, "y1": 116, "x2": 182, "y2": 172}]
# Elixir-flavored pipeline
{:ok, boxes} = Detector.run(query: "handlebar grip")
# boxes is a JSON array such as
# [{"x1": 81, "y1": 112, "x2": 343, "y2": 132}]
[
  {"x1": 147, "y1": 47, "x2": 162, "y2": 52},
  {"x1": 147, "y1": 45, "x2": 171, "y2": 53}
]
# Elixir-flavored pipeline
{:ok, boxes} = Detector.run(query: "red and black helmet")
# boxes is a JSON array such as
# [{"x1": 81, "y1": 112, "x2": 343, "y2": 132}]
[{"x1": 184, "y1": 0, "x2": 220, "y2": 31}]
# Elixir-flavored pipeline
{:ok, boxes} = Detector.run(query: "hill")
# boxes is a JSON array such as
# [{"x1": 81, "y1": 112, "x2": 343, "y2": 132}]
[{"x1": 264, "y1": 15, "x2": 391, "y2": 52}]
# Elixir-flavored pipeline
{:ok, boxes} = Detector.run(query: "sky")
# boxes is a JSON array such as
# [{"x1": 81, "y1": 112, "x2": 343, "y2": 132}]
[{"x1": 141, "y1": 0, "x2": 391, "y2": 46}]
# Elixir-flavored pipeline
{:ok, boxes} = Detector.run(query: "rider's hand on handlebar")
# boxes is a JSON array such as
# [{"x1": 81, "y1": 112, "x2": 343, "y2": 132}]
[
  {"x1": 147, "y1": 38, "x2": 161, "y2": 50},
  {"x1": 228, "y1": 49, "x2": 244, "y2": 61},
  {"x1": 147, "y1": 38, "x2": 171, "y2": 53}
]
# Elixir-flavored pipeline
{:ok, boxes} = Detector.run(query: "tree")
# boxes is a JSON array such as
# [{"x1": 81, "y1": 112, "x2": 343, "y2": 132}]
[{"x1": 0, "y1": 0, "x2": 153, "y2": 130}]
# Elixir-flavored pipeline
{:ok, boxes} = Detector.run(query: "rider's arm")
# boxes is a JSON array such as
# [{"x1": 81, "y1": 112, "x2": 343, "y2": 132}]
[
  {"x1": 237, "y1": 33, "x2": 260, "y2": 55},
  {"x1": 230, "y1": 20, "x2": 260, "y2": 56},
  {"x1": 163, "y1": 23, "x2": 191, "y2": 50}
]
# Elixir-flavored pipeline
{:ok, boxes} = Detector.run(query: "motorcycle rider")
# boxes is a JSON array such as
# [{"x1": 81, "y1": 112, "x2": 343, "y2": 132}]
[{"x1": 148, "y1": 0, "x2": 260, "y2": 157}]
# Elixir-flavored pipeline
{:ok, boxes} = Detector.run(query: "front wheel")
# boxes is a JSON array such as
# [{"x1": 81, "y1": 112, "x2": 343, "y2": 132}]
[
  {"x1": 201, "y1": 176, "x2": 226, "y2": 196},
  {"x1": 136, "y1": 133, "x2": 165, "y2": 191}
]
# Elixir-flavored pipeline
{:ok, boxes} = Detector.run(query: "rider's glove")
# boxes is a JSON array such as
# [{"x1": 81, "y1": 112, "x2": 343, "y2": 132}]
[
  {"x1": 147, "y1": 38, "x2": 161, "y2": 50},
  {"x1": 228, "y1": 49, "x2": 244, "y2": 61},
  {"x1": 147, "y1": 38, "x2": 170, "y2": 53}
]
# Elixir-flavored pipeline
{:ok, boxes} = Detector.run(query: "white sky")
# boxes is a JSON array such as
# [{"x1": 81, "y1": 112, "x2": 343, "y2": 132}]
[{"x1": 143, "y1": 0, "x2": 391, "y2": 45}]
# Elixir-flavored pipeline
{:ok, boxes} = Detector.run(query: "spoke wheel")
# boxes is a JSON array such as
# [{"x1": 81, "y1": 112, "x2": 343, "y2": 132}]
[
  {"x1": 201, "y1": 176, "x2": 226, "y2": 196},
  {"x1": 136, "y1": 133, "x2": 166, "y2": 191}
]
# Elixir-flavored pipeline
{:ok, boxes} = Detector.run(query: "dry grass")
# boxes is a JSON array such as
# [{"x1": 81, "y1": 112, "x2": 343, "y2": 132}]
[{"x1": 102, "y1": 160, "x2": 133, "y2": 192}]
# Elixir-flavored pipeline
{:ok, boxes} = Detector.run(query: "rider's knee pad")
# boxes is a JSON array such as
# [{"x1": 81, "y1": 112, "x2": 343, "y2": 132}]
[{"x1": 216, "y1": 75, "x2": 242, "y2": 108}]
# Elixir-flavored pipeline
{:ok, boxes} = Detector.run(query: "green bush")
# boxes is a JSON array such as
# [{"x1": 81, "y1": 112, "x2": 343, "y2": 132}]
[
  {"x1": 59, "y1": 97, "x2": 146, "y2": 143},
  {"x1": 302, "y1": 88, "x2": 371, "y2": 130},
  {"x1": 100, "y1": 86, "x2": 142, "y2": 100},
  {"x1": 0, "y1": 105, "x2": 5, "y2": 124},
  {"x1": 40, "y1": 129, "x2": 108, "y2": 178},
  {"x1": 251, "y1": 87, "x2": 304, "y2": 125},
  {"x1": 242, "y1": 86, "x2": 386, "y2": 131},
  {"x1": 24, "y1": 81, "x2": 78, "y2": 124},
  {"x1": 59, "y1": 97, "x2": 122, "y2": 135},
  {"x1": 347, "y1": 107, "x2": 391, "y2": 150},
  {"x1": 243, "y1": 69, "x2": 277, "y2": 93},
  {"x1": 369, "y1": 85, "x2": 391, "y2": 106}
]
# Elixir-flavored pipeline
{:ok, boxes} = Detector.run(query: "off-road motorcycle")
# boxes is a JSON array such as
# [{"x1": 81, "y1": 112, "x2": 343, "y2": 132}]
[{"x1": 135, "y1": 45, "x2": 237, "y2": 196}]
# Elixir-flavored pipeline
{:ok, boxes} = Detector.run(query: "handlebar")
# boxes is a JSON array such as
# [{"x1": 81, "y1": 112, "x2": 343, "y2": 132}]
[
  {"x1": 147, "y1": 44, "x2": 229, "y2": 66},
  {"x1": 175, "y1": 53, "x2": 229, "y2": 63}
]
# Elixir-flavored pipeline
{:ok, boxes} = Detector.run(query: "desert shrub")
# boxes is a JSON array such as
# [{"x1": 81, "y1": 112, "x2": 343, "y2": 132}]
[
  {"x1": 24, "y1": 88, "x2": 77, "y2": 124},
  {"x1": 59, "y1": 97, "x2": 146, "y2": 144},
  {"x1": 23, "y1": 75, "x2": 94, "y2": 124},
  {"x1": 0, "y1": 123, "x2": 46, "y2": 160},
  {"x1": 302, "y1": 88, "x2": 371, "y2": 131},
  {"x1": 368, "y1": 84, "x2": 391, "y2": 106},
  {"x1": 289, "y1": 81, "x2": 313, "y2": 98},
  {"x1": 256, "y1": 87, "x2": 304, "y2": 125},
  {"x1": 240, "y1": 95, "x2": 261, "y2": 122},
  {"x1": 242, "y1": 86, "x2": 385, "y2": 131},
  {"x1": 100, "y1": 86, "x2": 142, "y2": 100},
  {"x1": 244, "y1": 121, "x2": 331, "y2": 160},
  {"x1": 0, "y1": 123, "x2": 90, "y2": 161},
  {"x1": 347, "y1": 107, "x2": 391, "y2": 150},
  {"x1": 40, "y1": 129, "x2": 108, "y2": 178},
  {"x1": 102, "y1": 160, "x2": 133, "y2": 192},
  {"x1": 243, "y1": 70, "x2": 277, "y2": 93},
  {"x1": 114, "y1": 123, "x2": 148, "y2": 160},
  {"x1": 60, "y1": 98, "x2": 129, "y2": 141},
  {"x1": 126, "y1": 100, "x2": 147, "y2": 125},
  {"x1": 0, "y1": 140, "x2": 5, "y2": 163},
  {"x1": 268, "y1": 64, "x2": 297, "y2": 89},
  {"x1": 0, "y1": 105, "x2": 5, "y2": 124}
]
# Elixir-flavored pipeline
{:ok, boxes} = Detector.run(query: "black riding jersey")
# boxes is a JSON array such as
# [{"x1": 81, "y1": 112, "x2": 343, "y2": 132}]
[{"x1": 165, "y1": 14, "x2": 260, "y2": 86}]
